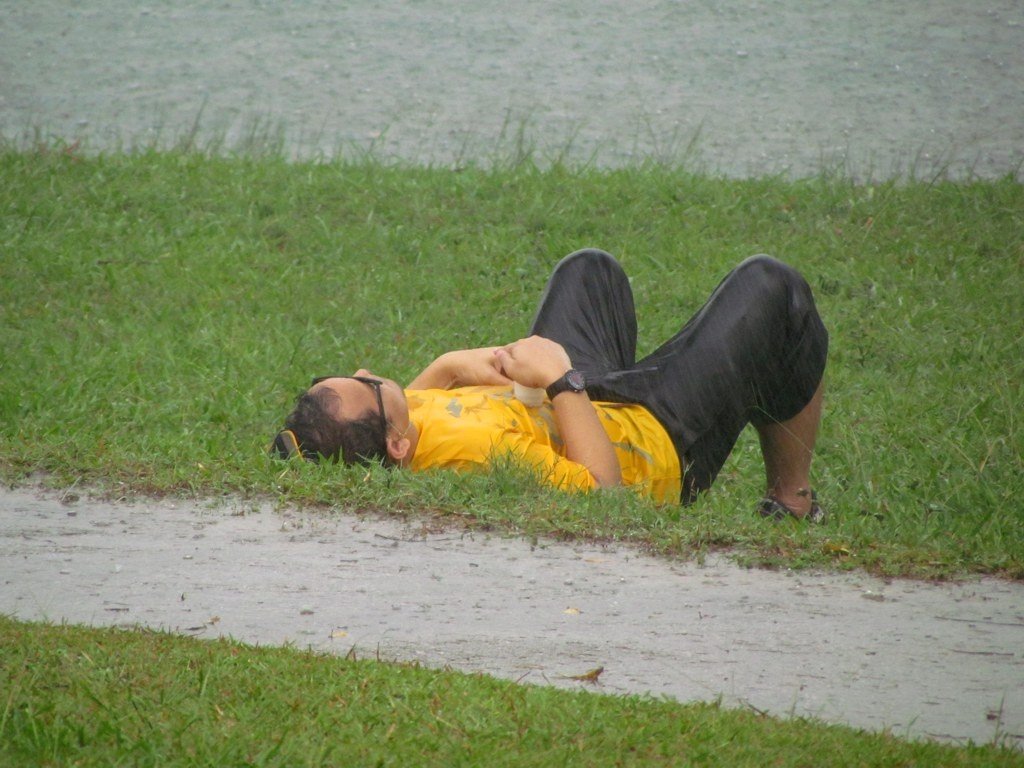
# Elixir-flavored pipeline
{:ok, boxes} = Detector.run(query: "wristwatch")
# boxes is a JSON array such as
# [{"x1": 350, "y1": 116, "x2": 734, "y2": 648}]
[{"x1": 546, "y1": 369, "x2": 587, "y2": 400}]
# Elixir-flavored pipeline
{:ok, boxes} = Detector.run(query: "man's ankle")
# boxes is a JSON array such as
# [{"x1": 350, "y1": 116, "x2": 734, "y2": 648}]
[{"x1": 770, "y1": 487, "x2": 813, "y2": 517}]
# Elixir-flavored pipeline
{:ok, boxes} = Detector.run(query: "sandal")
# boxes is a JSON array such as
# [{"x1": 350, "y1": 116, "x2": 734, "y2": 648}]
[{"x1": 757, "y1": 490, "x2": 827, "y2": 523}]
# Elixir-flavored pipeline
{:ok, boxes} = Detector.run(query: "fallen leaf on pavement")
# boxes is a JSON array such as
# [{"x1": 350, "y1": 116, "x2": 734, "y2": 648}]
[{"x1": 560, "y1": 666, "x2": 604, "y2": 684}]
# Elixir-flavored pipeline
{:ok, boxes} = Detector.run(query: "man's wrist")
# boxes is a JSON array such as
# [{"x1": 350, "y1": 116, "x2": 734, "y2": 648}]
[{"x1": 546, "y1": 369, "x2": 587, "y2": 400}]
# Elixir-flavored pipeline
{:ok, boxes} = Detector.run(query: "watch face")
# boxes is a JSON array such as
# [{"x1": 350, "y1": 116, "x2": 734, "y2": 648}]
[
  {"x1": 566, "y1": 369, "x2": 586, "y2": 391},
  {"x1": 546, "y1": 369, "x2": 588, "y2": 399}
]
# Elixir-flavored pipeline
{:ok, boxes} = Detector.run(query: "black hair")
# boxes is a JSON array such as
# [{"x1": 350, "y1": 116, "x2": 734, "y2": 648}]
[{"x1": 283, "y1": 387, "x2": 394, "y2": 467}]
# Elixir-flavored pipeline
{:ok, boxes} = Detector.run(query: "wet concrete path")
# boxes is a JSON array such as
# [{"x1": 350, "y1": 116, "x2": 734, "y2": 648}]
[
  {"x1": 2, "y1": 487, "x2": 1022, "y2": 748},
  {"x1": 3, "y1": 1, "x2": 1022, "y2": 178}
]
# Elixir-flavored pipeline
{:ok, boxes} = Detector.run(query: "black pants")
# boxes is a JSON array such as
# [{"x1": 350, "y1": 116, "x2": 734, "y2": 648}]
[{"x1": 528, "y1": 249, "x2": 828, "y2": 503}]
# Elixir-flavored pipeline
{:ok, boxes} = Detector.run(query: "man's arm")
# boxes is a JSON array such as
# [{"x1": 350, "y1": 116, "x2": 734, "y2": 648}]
[
  {"x1": 407, "y1": 347, "x2": 512, "y2": 390},
  {"x1": 495, "y1": 336, "x2": 622, "y2": 489},
  {"x1": 547, "y1": 388, "x2": 623, "y2": 489}
]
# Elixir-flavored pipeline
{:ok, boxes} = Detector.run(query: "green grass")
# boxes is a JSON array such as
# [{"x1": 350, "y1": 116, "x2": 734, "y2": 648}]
[
  {"x1": 2, "y1": 616, "x2": 1021, "y2": 767},
  {"x1": 2, "y1": 143, "x2": 1022, "y2": 765},
  {"x1": 1, "y1": 144, "x2": 1022, "y2": 580}
]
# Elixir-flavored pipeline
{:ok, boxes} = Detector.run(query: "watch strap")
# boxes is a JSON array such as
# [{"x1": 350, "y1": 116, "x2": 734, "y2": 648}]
[{"x1": 545, "y1": 369, "x2": 586, "y2": 400}]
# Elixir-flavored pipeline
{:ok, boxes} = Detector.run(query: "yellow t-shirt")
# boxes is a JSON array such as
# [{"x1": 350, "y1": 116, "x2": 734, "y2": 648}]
[{"x1": 406, "y1": 386, "x2": 681, "y2": 504}]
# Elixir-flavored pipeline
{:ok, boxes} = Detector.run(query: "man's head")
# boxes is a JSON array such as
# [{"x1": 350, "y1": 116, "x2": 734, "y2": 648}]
[{"x1": 275, "y1": 373, "x2": 413, "y2": 466}]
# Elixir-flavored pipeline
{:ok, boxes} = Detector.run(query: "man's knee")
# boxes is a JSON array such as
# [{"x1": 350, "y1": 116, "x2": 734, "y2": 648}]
[
  {"x1": 553, "y1": 248, "x2": 620, "y2": 276},
  {"x1": 735, "y1": 254, "x2": 828, "y2": 388},
  {"x1": 731, "y1": 254, "x2": 814, "y2": 306},
  {"x1": 736, "y1": 254, "x2": 804, "y2": 287}
]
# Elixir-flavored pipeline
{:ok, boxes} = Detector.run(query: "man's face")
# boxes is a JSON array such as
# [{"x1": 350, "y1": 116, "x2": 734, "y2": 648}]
[{"x1": 309, "y1": 371, "x2": 411, "y2": 437}]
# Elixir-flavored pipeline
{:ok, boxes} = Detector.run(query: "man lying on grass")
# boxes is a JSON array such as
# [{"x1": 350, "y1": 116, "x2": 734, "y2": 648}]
[{"x1": 272, "y1": 249, "x2": 829, "y2": 521}]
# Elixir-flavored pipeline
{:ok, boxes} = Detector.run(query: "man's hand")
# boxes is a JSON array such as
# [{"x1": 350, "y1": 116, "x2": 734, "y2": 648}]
[
  {"x1": 445, "y1": 347, "x2": 513, "y2": 387},
  {"x1": 493, "y1": 336, "x2": 572, "y2": 388},
  {"x1": 407, "y1": 347, "x2": 511, "y2": 390},
  {"x1": 497, "y1": 336, "x2": 622, "y2": 490}
]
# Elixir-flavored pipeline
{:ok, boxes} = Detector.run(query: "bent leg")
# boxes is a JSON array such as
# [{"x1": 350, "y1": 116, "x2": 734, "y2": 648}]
[
  {"x1": 629, "y1": 255, "x2": 828, "y2": 502},
  {"x1": 528, "y1": 248, "x2": 638, "y2": 375},
  {"x1": 528, "y1": 251, "x2": 829, "y2": 508}
]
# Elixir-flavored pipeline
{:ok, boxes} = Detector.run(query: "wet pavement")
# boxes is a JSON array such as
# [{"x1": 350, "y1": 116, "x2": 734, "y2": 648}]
[{"x1": 2, "y1": 486, "x2": 1022, "y2": 748}]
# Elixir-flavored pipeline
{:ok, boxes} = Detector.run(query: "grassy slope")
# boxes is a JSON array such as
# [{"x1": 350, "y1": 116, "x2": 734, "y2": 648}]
[
  {"x1": 0, "y1": 146, "x2": 1021, "y2": 580},
  {"x1": 2, "y1": 617, "x2": 1021, "y2": 767},
  {"x1": 2, "y1": 146, "x2": 1023, "y2": 766}
]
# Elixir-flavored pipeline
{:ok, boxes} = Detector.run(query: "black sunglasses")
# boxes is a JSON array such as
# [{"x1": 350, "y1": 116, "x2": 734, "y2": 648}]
[{"x1": 310, "y1": 375, "x2": 390, "y2": 454}]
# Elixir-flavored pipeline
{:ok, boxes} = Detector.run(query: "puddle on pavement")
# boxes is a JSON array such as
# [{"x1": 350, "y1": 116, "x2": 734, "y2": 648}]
[{"x1": 2, "y1": 486, "x2": 1022, "y2": 748}]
